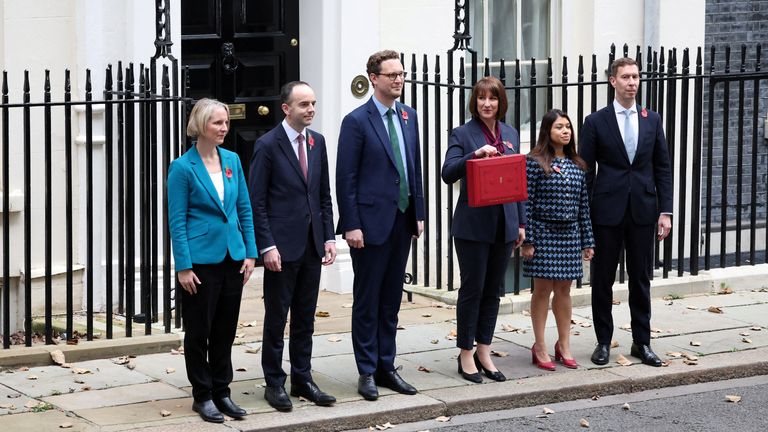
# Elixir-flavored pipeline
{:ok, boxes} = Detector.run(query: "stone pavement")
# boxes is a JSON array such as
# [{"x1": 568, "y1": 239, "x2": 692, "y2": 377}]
[{"x1": 1, "y1": 282, "x2": 768, "y2": 431}]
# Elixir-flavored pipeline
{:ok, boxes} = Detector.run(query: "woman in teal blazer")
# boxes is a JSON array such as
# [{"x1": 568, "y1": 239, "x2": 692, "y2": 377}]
[{"x1": 167, "y1": 98, "x2": 257, "y2": 423}]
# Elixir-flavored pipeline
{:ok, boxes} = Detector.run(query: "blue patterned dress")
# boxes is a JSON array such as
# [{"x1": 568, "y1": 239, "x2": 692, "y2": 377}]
[{"x1": 522, "y1": 156, "x2": 594, "y2": 280}]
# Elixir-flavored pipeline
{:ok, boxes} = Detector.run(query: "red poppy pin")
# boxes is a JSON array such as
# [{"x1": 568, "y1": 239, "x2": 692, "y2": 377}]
[
  {"x1": 641, "y1": 108, "x2": 648, "y2": 118},
  {"x1": 401, "y1": 109, "x2": 408, "y2": 125},
  {"x1": 503, "y1": 140, "x2": 514, "y2": 150},
  {"x1": 308, "y1": 132, "x2": 315, "y2": 150},
  {"x1": 553, "y1": 165, "x2": 562, "y2": 174},
  {"x1": 225, "y1": 167, "x2": 233, "y2": 179}
]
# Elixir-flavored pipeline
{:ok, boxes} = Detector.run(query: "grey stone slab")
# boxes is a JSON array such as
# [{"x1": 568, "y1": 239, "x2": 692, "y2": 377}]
[
  {"x1": 306, "y1": 332, "x2": 355, "y2": 358},
  {"x1": 394, "y1": 321, "x2": 459, "y2": 354},
  {"x1": 649, "y1": 302, "x2": 755, "y2": 335},
  {"x1": 661, "y1": 327, "x2": 768, "y2": 356},
  {"x1": 42, "y1": 381, "x2": 189, "y2": 411},
  {"x1": 0, "y1": 382, "x2": 29, "y2": 415},
  {"x1": 75, "y1": 397, "x2": 198, "y2": 427},
  {"x1": 392, "y1": 350, "x2": 468, "y2": 391},
  {"x1": 130, "y1": 352, "x2": 191, "y2": 388},
  {"x1": 308, "y1": 353, "x2": 360, "y2": 388},
  {"x1": 674, "y1": 290, "x2": 768, "y2": 308},
  {"x1": 0, "y1": 410, "x2": 98, "y2": 431},
  {"x1": 0, "y1": 359, "x2": 154, "y2": 398},
  {"x1": 721, "y1": 303, "x2": 768, "y2": 327}
]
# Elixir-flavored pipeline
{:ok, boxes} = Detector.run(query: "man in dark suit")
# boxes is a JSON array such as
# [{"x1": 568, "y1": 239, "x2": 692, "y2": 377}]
[
  {"x1": 249, "y1": 81, "x2": 337, "y2": 411},
  {"x1": 579, "y1": 57, "x2": 673, "y2": 367},
  {"x1": 336, "y1": 50, "x2": 425, "y2": 401}
]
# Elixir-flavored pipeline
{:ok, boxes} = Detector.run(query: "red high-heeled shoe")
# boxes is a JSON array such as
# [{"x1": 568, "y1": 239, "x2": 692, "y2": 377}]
[
  {"x1": 531, "y1": 345, "x2": 556, "y2": 371},
  {"x1": 554, "y1": 341, "x2": 579, "y2": 369}
]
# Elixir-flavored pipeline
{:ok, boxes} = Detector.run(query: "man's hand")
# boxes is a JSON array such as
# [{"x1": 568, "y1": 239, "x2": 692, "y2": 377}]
[
  {"x1": 583, "y1": 248, "x2": 594, "y2": 261},
  {"x1": 657, "y1": 214, "x2": 672, "y2": 241},
  {"x1": 263, "y1": 249, "x2": 282, "y2": 272},
  {"x1": 240, "y1": 258, "x2": 256, "y2": 285},
  {"x1": 178, "y1": 269, "x2": 201, "y2": 294},
  {"x1": 514, "y1": 227, "x2": 526, "y2": 249},
  {"x1": 346, "y1": 229, "x2": 364, "y2": 249},
  {"x1": 323, "y1": 242, "x2": 337, "y2": 266},
  {"x1": 413, "y1": 220, "x2": 424, "y2": 239},
  {"x1": 521, "y1": 244, "x2": 534, "y2": 260}
]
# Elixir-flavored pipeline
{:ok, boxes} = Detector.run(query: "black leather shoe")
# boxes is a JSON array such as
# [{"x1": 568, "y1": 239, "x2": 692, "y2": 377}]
[
  {"x1": 591, "y1": 343, "x2": 610, "y2": 365},
  {"x1": 290, "y1": 381, "x2": 336, "y2": 406},
  {"x1": 474, "y1": 352, "x2": 506, "y2": 382},
  {"x1": 457, "y1": 357, "x2": 482, "y2": 383},
  {"x1": 213, "y1": 396, "x2": 246, "y2": 419},
  {"x1": 358, "y1": 374, "x2": 379, "y2": 401},
  {"x1": 631, "y1": 343, "x2": 663, "y2": 367},
  {"x1": 375, "y1": 370, "x2": 417, "y2": 395},
  {"x1": 264, "y1": 386, "x2": 293, "y2": 412},
  {"x1": 192, "y1": 399, "x2": 225, "y2": 423}
]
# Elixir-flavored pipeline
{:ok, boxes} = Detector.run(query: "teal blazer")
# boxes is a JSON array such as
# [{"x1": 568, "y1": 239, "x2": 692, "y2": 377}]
[{"x1": 167, "y1": 144, "x2": 257, "y2": 271}]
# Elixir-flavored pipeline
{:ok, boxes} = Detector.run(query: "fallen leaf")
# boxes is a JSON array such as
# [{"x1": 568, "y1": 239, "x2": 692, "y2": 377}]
[
  {"x1": 74, "y1": 378, "x2": 85, "y2": 384},
  {"x1": 170, "y1": 347, "x2": 184, "y2": 355},
  {"x1": 742, "y1": 337, "x2": 752, "y2": 344},
  {"x1": 418, "y1": 366, "x2": 431, "y2": 373},
  {"x1": 622, "y1": 402, "x2": 630, "y2": 410},
  {"x1": 683, "y1": 359, "x2": 698, "y2": 365},
  {"x1": 126, "y1": 360, "x2": 136, "y2": 370},
  {"x1": 160, "y1": 409, "x2": 172, "y2": 417},
  {"x1": 580, "y1": 418, "x2": 590, "y2": 427},
  {"x1": 25, "y1": 400, "x2": 42, "y2": 409},
  {"x1": 421, "y1": 313, "x2": 432, "y2": 318},
  {"x1": 707, "y1": 306, "x2": 723, "y2": 314},
  {"x1": 662, "y1": 295, "x2": 674, "y2": 301},
  {"x1": 686, "y1": 305, "x2": 698, "y2": 310},
  {"x1": 718, "y1": 287, "x2": 733, "y2": 295},
  {"x1": 7, "y1": 393, "x2": 21, "y2": 399},
  {"x1": 725, "y1": 395, "x2": 742, "y2": 403},
  {"x1": 72, "y1": 368, "x2": 91, "y2": 375},
  {"x1": 81, "y1": 386, "x2": 91, "y2": 391},
  {"x1": 612, "y1": 299, "x2": 621, "y2": 305},
  {"x1": 651, "y1": 327, "x2": 663, "y2": 333},
  {"x1": 235, "y1": 333, "x2": 246, "y2": 339},
  {"x1": 397, "y1": 325, "x2": 406, "y2": 330},
  {"x1": 543, "y1": 407, "x2": 555, "y2": 414},
  {"x1": 374, "y1": 422, "x2": 396, "y2": 430},
  {"x1": 165, "y1": 367, "x2": 176, "y2": 374},
  {"x1": 241, "y1": 320, "x2": 258, "y2": 327},
  {"x1": 50, "y1": 350, "x2": 66, "y2": 365},
  {"x1": 740, "y1": 332, "x2": 750, "y2": 337},
  {"x1": 327, "y1": 336, "x2": 342, "y2": 343},
  {"x1": 501, "y1": 324, "x2": 518, "y2": 332},
  {"x1": 27, "y1": 375, "x2": 38, "y2": 380},
  {"x1": 591, "y1": 395, "x2": 600, "y2": 400},
  {"x1": 0, "y1": 403, "x2": 15, "y2": 409},
  {"x1": 446, "y1": 329, "x2": 457, "y2": 340},
  {"x1": 245, "y1": 347, "x2": 261, "y2": 354},
  {"x1": 18, "y1": 367, "x2": 29, "y2": 372},
  {"x1": 572, "y1": 330, "x2": 581, "y2": 336},
  {"x1": 522, "y1": 310, "x2": 531, "y2": 316},
  {"x1": 616, "y1": 355, "x2": 633, "y2": 366},
  {"x1": 341, "y1": 303, "x2": 354, "y2": 308},
  {"x1": 435, "y1": 415, "x2": 451, "y2": 422},
  {"x1": 619, "y1": 324, "x2": 632, "y2": 330},
  {"x1": 315, "y1": 311, "x2": 330, "y2": 318},
  {"x1": 750, "y1": 326, "x2": 762, "y2": 331},
  {"x1": 491, "y1": 350, "x2": 509, "y2": 357},
  {"x1": 536, "y1": 414, "x2": 549, "y2": 418},
  {"x1": 235, "y1": 367, "x2": 247, "y2": 372},
  {"x1": 59, "y1": 422, "x2": 73, "y2": 429},
  {"x1": 298, "y1": 396, "x2": 309, "y2": 402},
  {"x1": 112, "y1": 356, "x2": 130, "y2": 365},
  {"x1": 683, "y1": 353, "x2": 699, "y2": 361},
  {"x1": 60, "y1": 363, "x2": 72, "y2": 369},
  {"x1": 690, "y1": 341, "x2": 702, "y2": 346},
  {"x1": 666, "y1": 351, "x2": 683, "y2": 358},
  {"x1": 610, "y1": 340, "x2": 620, "y2": 348},
  {"x1": 430, "y1": 339, "x2": 439, "y2": 344},
  {"x1": 571, "y1": 319, "x2": 577, "y2": 324},
  {"x1": 580, "y1": 322, "x2": 592, "y2": 328}
]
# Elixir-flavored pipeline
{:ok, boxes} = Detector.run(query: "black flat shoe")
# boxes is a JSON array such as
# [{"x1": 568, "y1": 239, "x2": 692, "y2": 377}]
[
  {"x1": 630, "y1": 343, "x2": 663, "y2": 367},
  {"x1": 474, "y1": 352, "x2": 506, "y2": 382},
  {"x1": 290, "y1": 381, "x2": 336, "y2": 406},
  {"x1": 457, "y1": 357, "x2": 482, "y2": 384},
  {"x1": 591, "y1": 343, "x2": 610, "y2": 365},
  {"x1": 374, "y1": 370, "x2": 417, "y2": 395},
  {"x1": 358, "y1": 374, "x2": 379, "y2": 401},
  {"x1": 192, "y1": 399, "x2": 225, "y2": 423},
  {"x1": 264, "y1": 386, "x2": 293, "y2": 412},
  {"x1": 213, "y1": 396, "x2": 246, "y2": 419}
]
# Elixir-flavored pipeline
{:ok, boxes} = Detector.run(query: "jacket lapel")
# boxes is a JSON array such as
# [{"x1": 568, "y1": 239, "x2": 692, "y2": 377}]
[
  {"x1": 468, "y1": 119, "x2": 487, "y2": 152},
  {"x1": 220, "y1": 149, "x2": 234, "y2": 214},
  {"x1": 277, "y1": 127, "x2": 307, "y2": 185},
  {"x1": 367, "y1": 98, "x2": 398, "y2": 169},
  {"x1": 188, "y1": 145, "x2": 226, "y2": 213},
  {"x1": 604, "y1": 106, "x2": 631, "y2": 163}
]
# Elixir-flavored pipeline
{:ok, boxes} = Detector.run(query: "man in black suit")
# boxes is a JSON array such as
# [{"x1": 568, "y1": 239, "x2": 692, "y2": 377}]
[
  {"x1": 580, "y1": 57, "x2": 673, "y2": 367},
  {"x1": 336, "y1": 50, "x2": 425, "y2": 400},
  {"x1": 249, "y1": 81, "x2": 337, "y2": 411}
]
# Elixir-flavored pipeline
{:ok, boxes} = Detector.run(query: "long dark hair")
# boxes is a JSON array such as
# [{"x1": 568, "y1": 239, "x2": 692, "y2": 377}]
[{"x1": 529, "y1": 109, "x2": 587, "y2": 175}]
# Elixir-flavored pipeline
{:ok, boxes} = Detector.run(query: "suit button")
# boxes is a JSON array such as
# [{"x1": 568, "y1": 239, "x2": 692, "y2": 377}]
[{"x1": 395, "y1": 179, "x2": 400, "y2": 185}]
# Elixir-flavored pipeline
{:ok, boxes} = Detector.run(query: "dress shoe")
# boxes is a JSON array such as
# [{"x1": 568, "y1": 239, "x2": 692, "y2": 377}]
[
  {"x1": 290, "y1": 381, "x2": 336, "y2": 406},
  {"x1": 554, "y1": 341, "x2": 579, "y2": 369},
  {"x1": 192, "y1": 399, "x2": 225, "y2": 423},
  {"x1": 591, "y1": 343, "x2": 610, "y2": 365},
  {"x1": 374, "y1": 370, "x2": 418, "y2": 395},
  {"x1": 531, "y1": 345, "x2": 556, "y2": 371},
  {"x1": 474, "y1": 352, "x2": 506, "y2": 381},
  {"x1": 358, "y1": 374, "x2": 379, "y2": 401},
  {"x1": 213, "y1": 396, "x2": 246, "y2": 419},
  {"x1": 630, "y1": 343, "x2": 663, "y2": 367},
  {"x1": 264, "y1": 386, "x2": 293, "y2": 412},
  {"x1": 457, "y1": 357, "x2": 482, "y2": 383}
]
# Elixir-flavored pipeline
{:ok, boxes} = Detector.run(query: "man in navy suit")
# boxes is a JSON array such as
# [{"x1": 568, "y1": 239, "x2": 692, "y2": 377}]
[
  {"x1": 249, "y1": 81, "x2": 337, "y2": 411},
  {"x1": 579, "y1": 57, "x2": 673, "y2": 367},
  {"x1": 336, "y1": 50, "x2": 425, "y2": 400}
]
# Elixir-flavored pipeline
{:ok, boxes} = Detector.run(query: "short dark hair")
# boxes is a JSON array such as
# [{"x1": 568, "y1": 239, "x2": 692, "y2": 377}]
[
  {"x1": 468, "y1": 76, "x2": 508, "y2": 120},
  {"x1": 280, "y1": 80, "x2": 310, "y2": 104},
  {"x1": 366, "y1": 50, "x2": 401, "y2": 76},
  {"x1": 610, "y1": 57, "x2": 638, "y2": 77}
]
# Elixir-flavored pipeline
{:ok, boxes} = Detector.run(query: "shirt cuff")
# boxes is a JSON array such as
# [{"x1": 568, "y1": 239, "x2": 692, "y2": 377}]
[
  {"x1": 519, "y1": 224, "x2": 526, "y2": 229},
  {"x1": 324, "y1": 240, "x2": 336, "y2": 244},
  {"x1": 260, "y1": 245, "x2": 277, "y2": 254}
]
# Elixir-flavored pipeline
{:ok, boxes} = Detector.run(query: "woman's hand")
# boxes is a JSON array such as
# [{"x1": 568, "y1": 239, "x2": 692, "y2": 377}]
[
  {"x1": 582, "y1": 248, "x2": 594, "y2": 261},
  {"x1": 514, "y1": 227, "x2": 526, "y2": 249},
  {"x1": 521, "y1": 244, "x2": 534, "y2": 260},
  {"x1": 178, "y1": 269, "x2": 201, "y2": 294},
  {"x1": 474, "y1": 144, "x2": 499, "y2": 158},
  {"x1": 240, "y1": 258, "x2": 256, "y2": 285}
]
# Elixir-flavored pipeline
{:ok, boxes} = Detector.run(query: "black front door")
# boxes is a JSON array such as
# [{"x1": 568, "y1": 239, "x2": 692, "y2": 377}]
[{"x1": 181, "y1": 0, "x2": 300, "y2": 172}]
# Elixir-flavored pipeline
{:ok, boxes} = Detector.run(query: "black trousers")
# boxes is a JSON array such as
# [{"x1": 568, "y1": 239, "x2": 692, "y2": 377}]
[
  {"x1": 350, "y1": 208, "x2": 412, "y2": 375},
  {"x1": 181, "y1": 254, "x2": 243, "y2": 402},
  {"x1": 261, "y1": 231, "x2": 322, "y2": 388},
  {"x1": 591, "y1": 211, "x2": 655, "y2": 345}
]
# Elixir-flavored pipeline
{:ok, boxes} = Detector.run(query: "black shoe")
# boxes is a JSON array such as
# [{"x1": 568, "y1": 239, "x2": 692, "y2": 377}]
[
  {"x1": 631, "y1": 343, "x2": 663, "y2": 367},
  {"x1": 358, "y1": 374, "x2": 379, "y2": 401},
  {"x1": 474, "y1": 352, "x2": 506, "y2": 382},
  {"x1": 192, "y1": 399, "x2": 225, "y2": 423},
  {"x1": 213, "y1": 396, "x2": 246, "y2": 419},
  {"x1": 457, "y1": 357, "x2": 482, "y2": 384},
  {"x1": 591, "y1": 343, "x2": 610, "y2": 365},
  {"x1": 374, "y1": 370, "x2": 417, "y2": 395},
  {"x1": 264, "y1": 386, "x2": 293, "y2": 412},
  {"x1": 290, "y1": 381, "x2": 336, "y2": 406}
]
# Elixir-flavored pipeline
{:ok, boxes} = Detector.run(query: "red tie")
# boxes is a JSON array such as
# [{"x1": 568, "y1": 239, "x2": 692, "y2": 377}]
[{"x1": 297, "y1": 134, "x2": 308, "y2": 180}]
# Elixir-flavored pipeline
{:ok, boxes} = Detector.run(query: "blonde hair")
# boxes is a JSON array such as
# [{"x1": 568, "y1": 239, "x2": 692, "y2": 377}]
[{"x1": 186, "y1": 98, "x2": 229, "y2": 138}]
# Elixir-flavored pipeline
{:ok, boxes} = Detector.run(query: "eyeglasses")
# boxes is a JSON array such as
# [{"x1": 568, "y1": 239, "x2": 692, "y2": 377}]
[{"x1": 376, "y1": 71, "x2": 407, "y2": 81}]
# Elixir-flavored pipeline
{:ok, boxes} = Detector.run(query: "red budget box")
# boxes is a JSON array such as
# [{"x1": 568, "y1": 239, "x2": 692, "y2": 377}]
[{"x1": 466, "y1": 154, "x2": 527, "y2": 207}]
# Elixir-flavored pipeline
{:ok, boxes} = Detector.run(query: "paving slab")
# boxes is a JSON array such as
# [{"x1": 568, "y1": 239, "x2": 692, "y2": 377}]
[
  {"x1": 393, "y1": 321, "x2": 457, "y2": 354},
  {"x1": 305, "y1": 332, "x2": 355, "y2": 358},
  {"x1": 42, "y1": 381, "x2": 189, "y2": 411},
  {"x1": 675, "y1": 290, "x2": 768, "y2": 308},
  {"x1": 662, "y1": 327, "x2": 768, "y2": 355},
  {"x1": 721, "y1": 303, "x2": 768, "y2": 327},
  {"x1": 75, "y1": 396, "x2": 198, "y2": 427},
  {"x1": 130, "y1": 352, "x2": 192, "y2": 388},
  {"x1": 0, "y1": 409, "x2": 98, "y2": 431}
]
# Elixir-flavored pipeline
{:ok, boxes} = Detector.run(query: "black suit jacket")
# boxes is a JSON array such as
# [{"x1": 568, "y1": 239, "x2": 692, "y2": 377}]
[
  {"x1": 249, "y1": 124, "x2": 334, "y2": 262},
  {"x1": 579, "y1": 104, "x2": 673, "y2": 226},
  {"x1": 441, "y1": 119, "x2": 527, "y2": 243}
]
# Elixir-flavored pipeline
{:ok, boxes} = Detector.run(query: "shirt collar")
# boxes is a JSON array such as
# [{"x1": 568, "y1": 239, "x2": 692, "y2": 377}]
[
  {"x1": 613, "y1": 99, "x2": 636, "y2": 114},
  {"x1": 281, "y1": 119, "x2": 305, "y2": 143},
  {"x1": 372, "y1": 95, "x2": 396, "y2": 117}
]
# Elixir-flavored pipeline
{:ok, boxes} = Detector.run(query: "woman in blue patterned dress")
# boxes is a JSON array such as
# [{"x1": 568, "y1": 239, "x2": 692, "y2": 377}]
[{"x1": 522, "y1": 109, "x2": 594, "y2": 371}]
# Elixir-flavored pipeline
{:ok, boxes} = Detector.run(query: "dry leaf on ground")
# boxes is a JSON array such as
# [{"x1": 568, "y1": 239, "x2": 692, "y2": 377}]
[
  {"x1": 719, "y1": 287, "x2": 733, "y2": 295},
  {"x1": 446, "y1": 329, "x2": 457, "y2": 340},
  {"x1": 397, "y1": 325, "x2": 406, "y2": 330},
  {"x1": 666, "y1": 351, "x2": 683, "y2": 358},
  {"x1": 622, "y1": 402, "x2": 630, "y2": 410},
  {"x1": 522, "y1": 310, "x2": 531, "y2": 316},
  {"x1": 491, "y1": 350, "x2": 509, "y2": 357},
  {"x1": 59, "y1": 422, "x2": 73, "y2": 429},
  {"x1": 683, "y1": 353, "x2": 698, "y2": 361},
  {"x1": 112, "y1": 356, "x2": 130, "y2": 365},
  {"x1": 24, "y1": 400, "x2": 42, "y2": 409},
  {"x1": 50, "y1": 350, "x2": 66, "y2": 365},
  {"x1": 739, "y1": 331, "x2": 750, "y2": 336},
  {"x1": 750, "y1": 326, "x2": 762, "y2": 331},
  {"x1": 235, "y1": 367, "x2": 247, "y2": 372},
  {"x1": 742, "y1": 337, "x2": 752, "y2": 344},
  {"x1": 430, "y1": 339, "x2": 439, "y2": 344},
  {"x1": 418, "y1": 366, "x2": 431, "y2": 373},
  {"x1": 72, "y1": 368, "x2": 91, "y2": 375},
  {"x1": 619, "y1": 324, "x2": 632, "y2": 330},
  {"x1": 0, "y1": 403, "x2": 15, "y2": 410},
  {"x1": 241, "y1": 320, "x2": 258, "y2": 327},
  {"x1": 543, "y1": 407, "x2": 555, "y2": 414},
  {"x1": 651, "y1": 327, "x2": 663, "y2": 333},
  {"x1": 327, "y1": 336, "x2": 342, "y2": 343},
  {"x1": 160, "y1": 409, "x2": 172, "y2": 417},
  {"x1": 580, "y1": 418, "x2": 590, "y2": 427},
  {"x1": 27, "y1": 375, "x2": 38, "y2": 380},
  {"x1": 725, "y1": 395, "x2": 742, "y2": 403},
  {"x1": 707, "y1": 306, "x2": 723, "y2": 314},
  {"x1": 74, "y1": 378, "x2": 85, "y2": 384},
  {"x1": 591, "y1": 395, "x2": 600, "y2": 400},
  {"x1": 341, "y1": 303, "x2": 354, "y2": 308},
  {"x1": 126, "y1": 360, "x2": 137, "y2": 370},
  {"x1": 580, "y1": 322, "x2": 592, "y2": 328},
  {"x1": 421, "y1": 313, "x2": 432, "y2": 318},
  {"x1": 572, "y1": 330, "x2": 581, "y2": 336},
  {"x1": 690, "y1": 340, "x2": 702, "y2": 346},
  {"x1": 616, "y1": 355, "x2": 633, "y2": 366},
  {"x1": 165, "y1": 367, "x2": 176, "y2": 374},
  {"x1": 18, "y1": 366, "x2": 29, "y2": 371},
  {"x1": 374, "y1": 422, "x2": 396, "y2": 430},
  {"x1": 686, "y1": 305, "x2": 698, "y2": 310},
  {"x1": 245, "y1": 347, "x2": 261, "y2": 354},
  {"x1": 683, "y1": 359, "x2": 698, "y2": 365},
  {"x1": 235, "y1": 333, "x2": 246, "y2": 339},
  {"x1": 81, "y1": 386, "x2": 92, "y2": 391},
  {"x1": 170, "y1": 347, "x2": 184, "y2": 355},
  {"x1": 610, "y1": 340, "x2": 620, "y2": 348},
  {"x1": 435, "y1": 415, "x2": 451, "y2": 422},
  {"x1": 612, "y1": 299, "x2": 621, "y2": 305},
  {"x1": 315, "y1": 311, "x2": 330, "y2": 318}
]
